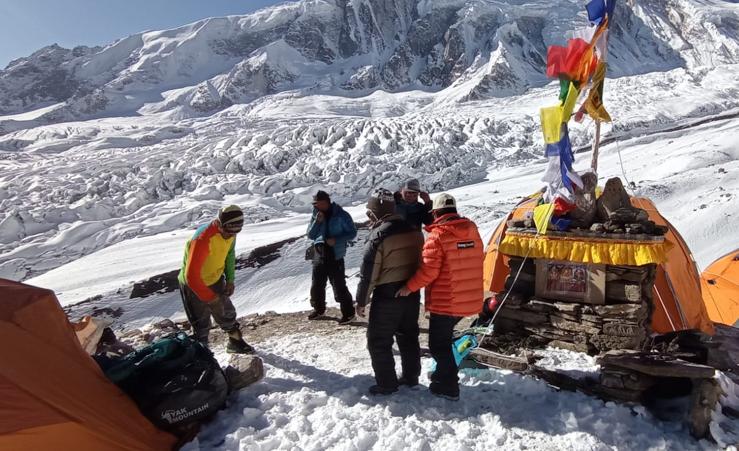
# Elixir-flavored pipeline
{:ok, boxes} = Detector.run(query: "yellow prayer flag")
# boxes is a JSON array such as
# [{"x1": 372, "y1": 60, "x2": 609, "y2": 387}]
[
  {"x1": 540, "y1": 105, "x2": 563, "y2": 144},
  {"x1": 583, "y1": 62, "x2": 612, "y2": 122},
  {"x1": 585, "y1": 102, "x2": 612, "y2": 122},
  {"x1": 561, "y1": 82, "x2": 580, "y2": 122},
  {"x1": 590, "y1": 61, "x2": 607, "y2": 85},
  {"x1": 533, "y1": 203, "x2": 555, "y2": 235}
]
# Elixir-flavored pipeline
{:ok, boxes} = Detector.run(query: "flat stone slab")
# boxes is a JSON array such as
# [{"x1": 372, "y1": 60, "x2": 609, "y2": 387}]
[
  {"x1": 590, "y1": 334, "x2": 640, "y2": 352},
  {"x1": 593, "y1": 304, "x2": 643, "y2": 318},
  {"x1": 599, "y1": 351, "x2": 716, "y2": 379},
  {"x1": 471, "y1": 348, "x2": 530, "y2": 372},
  {"x1": 550, "y1": 315, "x2": 602, "y2": 335},
  {"x1": 602, "y1": 322, "x2": 642, "y2": 337},
  {"x1": 498, "y1": 307, "x2": 549, "y2": 325}
]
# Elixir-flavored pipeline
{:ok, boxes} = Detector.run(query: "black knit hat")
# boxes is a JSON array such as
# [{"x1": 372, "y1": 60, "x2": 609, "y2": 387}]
[
  {"x1": 367, "y1": 188, "x2": 395, "y2": 220},
  {"x1": 218, "y1": 205, "x2": 244, "y2": 232},
  {"x1": 313, "y1": 190, "x2": 331, "y2": 203}
]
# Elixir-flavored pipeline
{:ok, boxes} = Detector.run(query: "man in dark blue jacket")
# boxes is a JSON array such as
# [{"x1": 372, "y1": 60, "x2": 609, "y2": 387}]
[
  {"x1": 394, "y1": 178, "x2": 432, "y2": 230},
  {"x1": 307, "y1": 190, "x2": 357, "y2": 324}
]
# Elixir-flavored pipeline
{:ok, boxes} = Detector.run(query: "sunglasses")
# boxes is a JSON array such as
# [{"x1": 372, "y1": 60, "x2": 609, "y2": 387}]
[{"x1": 221, "y1": 224, "x2": 242, "y2": 234}]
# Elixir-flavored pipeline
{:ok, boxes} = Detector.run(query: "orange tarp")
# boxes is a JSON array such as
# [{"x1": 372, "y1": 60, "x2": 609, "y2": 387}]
[
  {"x1": 700, "y1": 249, "x2": 739, "y2": 326},
  {"x1": 0, "y1": 278, "x2": 176, "y2": 451},
  {"x1": 483, "y1": 195, "x2": 715, "y2": 335}
]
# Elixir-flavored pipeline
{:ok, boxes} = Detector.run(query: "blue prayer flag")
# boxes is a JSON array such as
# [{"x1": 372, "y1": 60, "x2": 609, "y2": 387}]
[
  {"x1": 545, "y1": 125, "x2": 572, "y2": 158},
  {"x1": 586, "y1": 0, "x2": 606, "y2": 25},
  {"x1": 544, "y1": 125, "x2": 581, "y2": 192},
  {"x1": 558, "y1": 136, "x2": 577, "y2": 191},
  {"x1": 552, "y1": 217, "x2": 572, "y2": 231}
]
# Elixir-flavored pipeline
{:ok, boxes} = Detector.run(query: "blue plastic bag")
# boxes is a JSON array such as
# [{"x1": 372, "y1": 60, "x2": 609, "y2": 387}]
[
  {"x1": 429, "y1": 334, "x2": 479, "y2": 372},
  {"x1": 452, "y1": 334, "x2": 479, "y2": 366}
]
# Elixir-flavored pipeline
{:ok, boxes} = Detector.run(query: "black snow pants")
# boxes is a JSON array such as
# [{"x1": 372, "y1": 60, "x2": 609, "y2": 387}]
[
  {"x1": 428, "y1": 313, "x2": 463, "y2": 396},
  {"x1": 310, "y1": 254, "x2": 355, "y2": 319},
  {"x1": 366, "y1": 283, "x2": 421, "y2": 388}
]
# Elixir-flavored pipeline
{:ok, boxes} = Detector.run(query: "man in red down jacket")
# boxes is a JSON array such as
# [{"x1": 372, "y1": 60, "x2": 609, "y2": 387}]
[{"x1": 396, "y1": 193, "x2": 484, "y2": 400}]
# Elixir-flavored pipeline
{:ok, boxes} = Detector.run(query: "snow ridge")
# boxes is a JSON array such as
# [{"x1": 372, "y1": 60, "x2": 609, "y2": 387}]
[{"x1": 1, "y1": 0, "x2": 738, "y2": 131}]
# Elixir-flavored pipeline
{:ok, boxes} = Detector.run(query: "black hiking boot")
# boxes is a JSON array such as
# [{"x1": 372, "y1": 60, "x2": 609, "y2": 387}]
[
  {"x1": 226, "y1": 328, "x2": 255, "y2": 354},
  {"x1": 398, "y1": 376, "x2": 419, "y2": 388},
  {"x1": 429, "y1": 383, "x2": 459, "y2": 401},
  {"x1": 226, "y1": 337, "x2": 255, "y2": 354},
  {"x1": 369, "y1": 385, "x2": 398, "y2": 396},
  {"x1": 337, "y1": 314, "x2": 356, "y2": 325},
  {"x1": 308, "y1": 310, "x2": 325, "y2": 320}
]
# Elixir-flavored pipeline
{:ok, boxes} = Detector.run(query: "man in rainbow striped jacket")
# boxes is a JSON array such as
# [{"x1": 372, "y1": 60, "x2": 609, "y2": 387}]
[{"x1": 178, "y1": 205, "x2": 254, "y2": 354}]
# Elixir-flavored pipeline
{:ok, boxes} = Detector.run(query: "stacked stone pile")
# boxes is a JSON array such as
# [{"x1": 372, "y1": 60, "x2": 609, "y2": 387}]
[{"x1": 492, "y1": 256, "x2": 656, "y2": 355}]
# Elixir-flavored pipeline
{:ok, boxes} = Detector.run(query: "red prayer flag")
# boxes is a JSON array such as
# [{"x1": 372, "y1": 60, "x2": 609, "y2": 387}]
[
  {"x1": 562, "y1": 38, "x2": 589, "y2": 80},
  {"x1": 553, "y1": 197, "x2": 576, "y2": 215},
  {"x1": 547, "y1": 38, "x2": 590, "y2": 80},
  {"x1": 546, "y1": 45, "x2": 567, "y2": 78}
]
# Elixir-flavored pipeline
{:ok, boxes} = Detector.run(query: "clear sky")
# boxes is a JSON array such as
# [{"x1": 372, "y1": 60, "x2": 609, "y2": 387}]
[{"x1": 0, "y1": 0, "x2": 289, "y2": 68}]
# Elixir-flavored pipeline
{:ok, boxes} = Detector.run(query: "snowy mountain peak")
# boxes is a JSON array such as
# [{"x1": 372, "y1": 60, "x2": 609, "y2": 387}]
[{"x1": 1, "y1": 0, "x2": 738, "y2": 132}]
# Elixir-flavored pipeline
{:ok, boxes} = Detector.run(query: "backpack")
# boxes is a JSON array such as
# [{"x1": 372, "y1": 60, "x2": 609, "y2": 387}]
[{"x1": 101, "y1": 333, "x2": 229, "y2": 431}]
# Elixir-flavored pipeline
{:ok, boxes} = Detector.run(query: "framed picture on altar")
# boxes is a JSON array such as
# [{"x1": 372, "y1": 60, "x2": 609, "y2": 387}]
[{"x1": 535, "y1": 259, "x2": 605, "y2": 304}]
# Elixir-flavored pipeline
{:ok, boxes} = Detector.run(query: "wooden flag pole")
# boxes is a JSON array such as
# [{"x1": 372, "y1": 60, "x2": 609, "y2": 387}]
[{"x1": 591, "y1": 120, "x2": 601, "y2": 173}]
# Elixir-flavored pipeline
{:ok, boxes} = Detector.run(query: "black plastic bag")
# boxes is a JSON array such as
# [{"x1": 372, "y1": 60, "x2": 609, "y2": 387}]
[{"x1": 102, "y1": 333, "x2": 229, "y2": 431}]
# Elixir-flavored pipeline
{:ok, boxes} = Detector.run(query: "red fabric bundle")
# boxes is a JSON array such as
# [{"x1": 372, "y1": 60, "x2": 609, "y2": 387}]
[
  {"x1": 553, "y1": 197, "x2": 576, "y2": 215},
  {"x1": 546, "y1": 38, "x2": 589, "y2": 80}
]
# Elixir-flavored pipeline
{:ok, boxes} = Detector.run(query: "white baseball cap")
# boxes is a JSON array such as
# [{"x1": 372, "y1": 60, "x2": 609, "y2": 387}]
[{"x1": 432, "y1": 193, "x2": 456, "y2": 210}]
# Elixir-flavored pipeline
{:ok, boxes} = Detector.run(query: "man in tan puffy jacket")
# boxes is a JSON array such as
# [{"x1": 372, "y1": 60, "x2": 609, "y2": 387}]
[{"x1": 356, "y1": 188, "x2": 424, "y2": 396}]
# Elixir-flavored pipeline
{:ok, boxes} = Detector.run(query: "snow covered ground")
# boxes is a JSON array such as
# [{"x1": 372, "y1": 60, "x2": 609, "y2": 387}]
[{"x1": 177, "y1": 330, "x2": 727, "y2": 450}]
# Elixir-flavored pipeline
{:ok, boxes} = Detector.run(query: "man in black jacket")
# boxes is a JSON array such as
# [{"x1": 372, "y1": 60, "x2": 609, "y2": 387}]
[
  {"x1": 356, "y1": 188, "x2": 424, "y2": 395},
  {"x1": 394, "y1": 178, "x2": 433, "y2": 230}
]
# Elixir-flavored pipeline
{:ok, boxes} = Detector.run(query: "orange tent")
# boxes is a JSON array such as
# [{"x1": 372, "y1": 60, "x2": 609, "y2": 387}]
[
  {"x1": 482, "y1": 194, "x2": 541, "y2": 294},
  {"x1": 700, "y1": 249, "x2": 739, "y2": 327},
  {"x1": 483, "y1": 196, "x2": 715, "y2": 335},
  {"x1": 0, "y1": 278, "x2": 177, "y2": 451}
]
